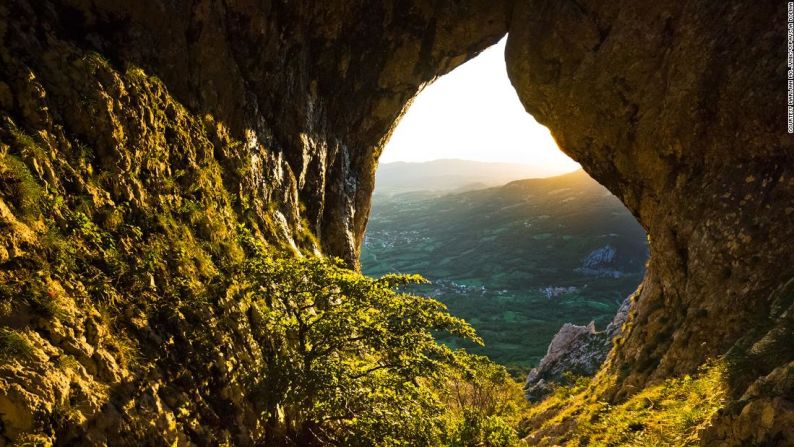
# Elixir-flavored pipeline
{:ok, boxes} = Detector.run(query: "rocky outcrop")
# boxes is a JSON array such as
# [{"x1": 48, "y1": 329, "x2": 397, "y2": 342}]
[
  {"x1": 575, "y1": 244, "x2": 632, "y2": 278},
  {"x1": 1, "y1": 0, "x2": 792, "y2": 445},
  {"x1": 582, "y1": 245, "x2": 616, "y2": 269},
  {"x1": 524, "y1": 322, "x2": 607, "y2": 401},
  {"x1": 525, "y1": 296, "x2": 631, "y2": 401}
]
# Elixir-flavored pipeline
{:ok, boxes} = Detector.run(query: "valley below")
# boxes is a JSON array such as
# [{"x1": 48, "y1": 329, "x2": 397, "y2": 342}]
[{"x1": 362, "y1": 167, "x2": 649, "y2": 370}]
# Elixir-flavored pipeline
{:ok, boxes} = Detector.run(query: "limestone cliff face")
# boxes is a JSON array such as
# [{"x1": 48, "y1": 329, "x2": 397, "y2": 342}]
[
  {"x1": 0, "y1": 0, "x2": 792, "y2": 445},
  {"x1": 0, "y1": 1, "x2": 510, "y2": 444},
  {"x1": 506, "y1": 2, "x2": 793, "y2": 443}
]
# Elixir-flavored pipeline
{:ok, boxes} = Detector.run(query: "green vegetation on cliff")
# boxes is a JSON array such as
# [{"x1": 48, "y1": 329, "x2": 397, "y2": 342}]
[
  {"x1": 0, "y1": 82, "x2": 529, "y2": 447},
  {"x1": 0, "y1": 32, "x2": 534, "y2": 442},
  {"x1": 520, "y1": 362, "x2": 728, "y2": 446},
  {"x1": 0, "y1": 110, "x2": 528, "y2": 445}
]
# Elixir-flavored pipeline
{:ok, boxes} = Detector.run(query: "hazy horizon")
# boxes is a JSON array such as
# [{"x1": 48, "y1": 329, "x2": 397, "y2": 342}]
[
  {"x1": 373, "y1": 158, "x2": 583, "y2": 196},
  {"x1": 380, "y1": 37, "x2": 580, "y2": 177}
]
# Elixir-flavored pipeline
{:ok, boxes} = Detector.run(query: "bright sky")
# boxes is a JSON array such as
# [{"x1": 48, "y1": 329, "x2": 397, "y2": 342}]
[{"x1": 380, "y1": 37, "x2": 580, "y2": 175}]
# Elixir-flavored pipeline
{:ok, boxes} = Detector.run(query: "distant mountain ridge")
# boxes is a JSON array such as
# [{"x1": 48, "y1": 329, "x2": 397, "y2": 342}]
[{"x1": 374, "y1": 159, "x2": 572, "y2": 195}]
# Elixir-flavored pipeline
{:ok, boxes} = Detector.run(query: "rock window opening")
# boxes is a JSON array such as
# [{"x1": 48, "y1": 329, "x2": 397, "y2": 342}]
[{"x1": 361, "y1": 38, "x2": 649, "y2": 384}]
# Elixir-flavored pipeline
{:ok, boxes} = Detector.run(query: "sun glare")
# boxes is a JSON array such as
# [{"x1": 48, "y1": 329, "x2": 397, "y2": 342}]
[{"x1": 381, "y1": 37, "x2": 580, "y2": 176}]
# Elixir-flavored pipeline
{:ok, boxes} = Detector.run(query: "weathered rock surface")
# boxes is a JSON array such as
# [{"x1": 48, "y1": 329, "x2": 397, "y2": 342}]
[
  {"x1": 506, "y1": 2, "x2": 793, "y2": 444},
  {"x1": 524, "y1": 296, "x2": 631, "y2": 401},
  {"x1": 524, "y1": 322, "x2": 607, "y2": 401},
  {"x1": 0, "y1": 0, "x2": 792, "y2": 445}
]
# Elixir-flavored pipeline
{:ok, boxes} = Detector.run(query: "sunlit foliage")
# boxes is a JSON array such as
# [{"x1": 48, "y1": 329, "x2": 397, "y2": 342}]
[
  {"x1": 238, "y1": 237, "x2": 526, "y2": 446},
  {"x1": 521, "y1": 362, "x2": 727, "y2": 446}
]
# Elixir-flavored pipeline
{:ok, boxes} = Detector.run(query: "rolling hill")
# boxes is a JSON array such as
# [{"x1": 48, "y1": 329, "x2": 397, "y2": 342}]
[{"x1": 373, "y1": 159, "x2": 564, "y2": 195}]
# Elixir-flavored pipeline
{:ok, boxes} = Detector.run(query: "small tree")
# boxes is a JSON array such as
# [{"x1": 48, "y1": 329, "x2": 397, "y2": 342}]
[{"x1": 240, "y1": 245, "x2": 482, "y2": 446}]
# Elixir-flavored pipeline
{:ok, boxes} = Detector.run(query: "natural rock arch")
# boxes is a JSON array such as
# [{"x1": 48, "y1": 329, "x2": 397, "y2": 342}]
[{"x1": 0, "y1": 0, "x2": 791, "y2": 444}]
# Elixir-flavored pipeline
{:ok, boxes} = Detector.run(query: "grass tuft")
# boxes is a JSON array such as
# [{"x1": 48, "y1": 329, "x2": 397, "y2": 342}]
[{"x1": 521, "y1": 362, "x2": 728, "y2": 446}]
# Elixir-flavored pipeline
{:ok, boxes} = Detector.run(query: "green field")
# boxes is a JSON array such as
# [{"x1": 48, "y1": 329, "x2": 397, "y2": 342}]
[{"x1": 362, "y1": 170, "x2": 648, "y2": 370}]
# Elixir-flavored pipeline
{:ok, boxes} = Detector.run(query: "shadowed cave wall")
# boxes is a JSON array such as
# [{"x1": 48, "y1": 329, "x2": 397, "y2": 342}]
[
  {"x1": 0, "y1": 0, "x2": 792, "y2": 445},
  {"x1": 507, "y1": 2, "x2": 793, "y2": 443}
]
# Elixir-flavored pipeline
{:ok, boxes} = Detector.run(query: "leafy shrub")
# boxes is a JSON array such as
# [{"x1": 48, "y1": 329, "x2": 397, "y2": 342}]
[
  {"x1": 238, "y1": 238, "x2": 506, "y2": 446},
  {"x1": 451, "y1": 411, "x2": 520, "y2": 447},
  {"x1": 440, "y1": 356, "x2": 529, "y2": 446}
]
